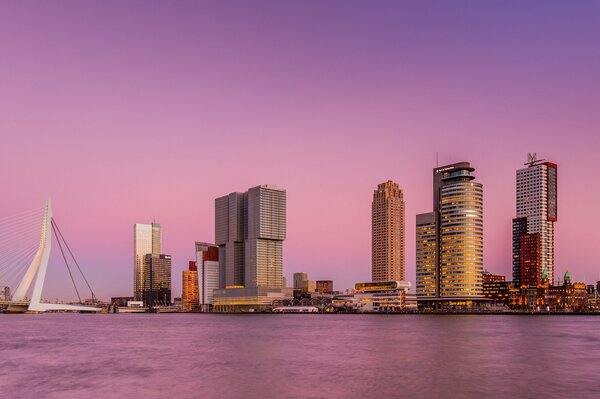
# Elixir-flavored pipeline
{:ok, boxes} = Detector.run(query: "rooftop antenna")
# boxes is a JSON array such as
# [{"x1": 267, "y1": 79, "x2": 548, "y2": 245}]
[
  {"x1": 436, "y1": 152, "x2": 439, "y2": 168},
  {"x1": 525, "y1": 152, "x2": 545, "y2": 167}
]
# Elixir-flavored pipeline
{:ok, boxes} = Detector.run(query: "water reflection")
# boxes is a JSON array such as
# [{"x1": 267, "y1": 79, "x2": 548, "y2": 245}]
[{"x1": 1, "y1": 314, "x2": 599, "y2": 398}]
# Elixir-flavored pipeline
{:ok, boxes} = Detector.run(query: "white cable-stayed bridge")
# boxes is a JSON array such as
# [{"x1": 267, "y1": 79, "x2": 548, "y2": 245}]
[{"x1": 0, "y1": 200, "x2": 101, "y2": 313}]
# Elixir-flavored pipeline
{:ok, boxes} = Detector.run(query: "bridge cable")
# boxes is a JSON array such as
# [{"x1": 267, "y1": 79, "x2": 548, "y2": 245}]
[
  {"x1": 0, "y1": 207, "x2": 43, "y2": 301},
  {"x1": 51, "y1": 218, "x2": 97, "y2": 302},
  {"x1": 51, "y1": 220, "x2": 82, "y2": 303},
  {"x1": 0, "y1": 207, "x2": 43, "y2": 223}
]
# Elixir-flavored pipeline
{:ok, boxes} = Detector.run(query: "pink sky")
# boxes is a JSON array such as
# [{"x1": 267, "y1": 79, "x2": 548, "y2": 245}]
[{"x1": 1, "y1": 2, "x2": 599, "y2": 300}]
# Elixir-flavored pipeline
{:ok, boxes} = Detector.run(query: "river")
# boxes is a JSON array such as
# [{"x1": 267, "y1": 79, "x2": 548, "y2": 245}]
[{"x1": 1, "y1": 314, "x2": 599, "y2": 398}]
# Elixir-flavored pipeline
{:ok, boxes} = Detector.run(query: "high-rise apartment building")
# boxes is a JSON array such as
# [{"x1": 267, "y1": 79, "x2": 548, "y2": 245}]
[
  {"x1": 182, "y1": 261, "x2": 199, "y2": 312},
  {"x1": 213, "y1": 185, "x2": 290, "y2": 311},
  {"x1": 416, "y1": 162, "x2": 484, "y2": 308},
  {"x1": 195, "y1": 242, "x2": 220, "y2": 310},
  {"x1": 133, "y1": 223, "x2": 161, "y2": 301},
  {"x1": 513, "y1": 154, "x2": 557, "y2": 286},
  {"x1": 372, "y1": 181, "x2": 405, "y2": 281},
  {"x1": 142, "y1": 253, "x2": 172, "y2": 306}
]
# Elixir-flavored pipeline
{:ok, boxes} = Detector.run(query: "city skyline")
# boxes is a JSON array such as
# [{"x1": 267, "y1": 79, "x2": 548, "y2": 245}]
[
  {"x1": 7, "y1": 152, "x2": 595, "y2": 303},
  {"x1": 1, "y1": 2, "x2": 599, "y2": 300}
]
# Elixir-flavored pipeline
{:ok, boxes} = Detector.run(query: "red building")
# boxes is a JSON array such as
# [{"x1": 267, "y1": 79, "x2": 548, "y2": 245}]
[{"x1": 520, "y1": 233, "x2": 541, "y2": 286}]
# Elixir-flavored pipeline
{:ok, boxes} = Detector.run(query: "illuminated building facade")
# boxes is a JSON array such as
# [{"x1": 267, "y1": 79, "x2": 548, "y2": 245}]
[
  {"x1": 513, "y1": 154, "x2": 557, "y2": 285},
  {"x1": 510, "y1": 270, "x2": 588, "y2": 311},
  {"x1": 133, "y1": 223, "x2": 161, "y2": 301},
  {"x1": 182, "y1": 261, "x2": 199, "y2": 312},
  {"x1": 416, "y1": 162, "x2": 485, "y2": 308},
  {"x1": 416, "y1": 212, "x2": 437, "y2": 298},
  {"x1": 482, "y1": 273, "x2": 510, "y2": 305},
  {"x1": 372, "y1": 181, "x2": 405, "y2": 281}
]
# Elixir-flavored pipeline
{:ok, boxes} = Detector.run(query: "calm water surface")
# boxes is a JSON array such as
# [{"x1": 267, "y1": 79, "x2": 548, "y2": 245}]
[{"x1": 1, "y1": 314, "x2": 599, "y2": 398}]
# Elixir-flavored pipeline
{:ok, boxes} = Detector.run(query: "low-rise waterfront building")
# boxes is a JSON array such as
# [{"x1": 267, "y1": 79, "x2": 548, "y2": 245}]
[
  {"x1": 332, "y1": 281, "x2": 415, "y2": 312},
  {"x1": 483, "y1": 281, "x2": 511, "y2": 306},
  {"x1": 110, "y1": 296, "x2": 134, "y2": 307},
  {"x1": 212, "y1": 286, "x2": 292, "y2": 312},
  {"x1": 510, "y1": 270, "x2": 588, "y2": 312}
]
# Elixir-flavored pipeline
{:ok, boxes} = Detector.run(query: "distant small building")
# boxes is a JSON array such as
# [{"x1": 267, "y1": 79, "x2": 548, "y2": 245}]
[
  {"x1": 292, "y1": 273, "x2": 321, "y2": 297},
  {"x1": 316, "y1": 280, "x2": 334, "y2": 294},
  {"x1": 1, "y1": 286, "x2": 11, "y2": 301},
  {"x1": 111, "y1": 296, "x2": 134, "y2": 307},
  {"x1": 483, "y1": 271, "x2": 506, "y2": 283},
  {"x1": 587, "y1": 286, "x2": 599, "y2": 311},
  {"x1": 293, "y1": 272, "x2": 308, "y2": 298}
]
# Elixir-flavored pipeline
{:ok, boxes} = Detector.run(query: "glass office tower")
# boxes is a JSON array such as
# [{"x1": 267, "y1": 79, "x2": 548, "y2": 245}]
[
  {"x1": 133, "y1": 223, "x2": 161, "y2": 301},
  {"x1": 416, "y1": 162, "x2": 484, "y2": 308}
]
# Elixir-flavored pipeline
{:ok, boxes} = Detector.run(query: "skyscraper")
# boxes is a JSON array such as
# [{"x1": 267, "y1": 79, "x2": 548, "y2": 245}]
[
  {"x1": 213, "y1": 185, "x2": 289, "y2": 311},
  {"x1": 416, "y1": 162, "x2": 484, "y2": 308},
  {"x1": 133, "y1": 223, "x2": 161, "y2": 301},
  {"x1": 143, "y1": 253, "x2": 172, "y2": 306},
  {"x1": 215, "y1": 192, "x2": 246, "y2": 287},
  {"x1": 513, "y1": 154, "x2": 557, "y2": 286},
  {"x1": 372, "y1": 181, "x2": 405, "y2": 281},
  {"x1": 245, "y1": 185, "x2": 286, "y2": 288}
]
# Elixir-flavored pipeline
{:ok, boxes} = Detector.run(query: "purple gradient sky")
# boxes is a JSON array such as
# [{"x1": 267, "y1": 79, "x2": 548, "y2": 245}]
[{"x1": 1, "y1": 1, "x2": 599, "y2": 301}]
